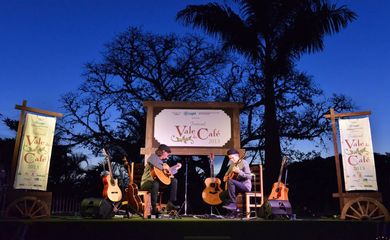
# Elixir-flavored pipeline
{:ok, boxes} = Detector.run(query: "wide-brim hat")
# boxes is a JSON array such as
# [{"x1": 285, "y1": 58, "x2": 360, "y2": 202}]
[{"x1": 227, "y1": 148, "x2": 239, "y2": 155}]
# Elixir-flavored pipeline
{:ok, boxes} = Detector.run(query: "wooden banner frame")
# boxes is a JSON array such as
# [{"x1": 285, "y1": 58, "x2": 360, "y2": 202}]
[
  {"x1": 5, "y1": 100, "x2": 62, "y2": 219},
  {"x1": 325, "y1": 108, "x2": 389, "y2": 220},
  {"x1": 140, "y1": 101, "x2": 244, "y2": 159}
]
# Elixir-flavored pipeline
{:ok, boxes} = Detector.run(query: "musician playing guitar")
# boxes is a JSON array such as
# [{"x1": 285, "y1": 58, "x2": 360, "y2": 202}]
[
  {"x1": 140, "y1": 144, "x2": 182, "y2": 216},
  {"x1": 220, "y1": 148, "x2": 252, "y2": 211}
]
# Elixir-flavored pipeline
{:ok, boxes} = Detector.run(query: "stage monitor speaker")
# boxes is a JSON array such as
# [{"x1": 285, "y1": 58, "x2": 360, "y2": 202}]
[
  {"x1": 258, "y1": 200, "x2": 292, "y2": 219},
  {"x1": 80, "y1": 198, "x2": 114, "y2": 219}
]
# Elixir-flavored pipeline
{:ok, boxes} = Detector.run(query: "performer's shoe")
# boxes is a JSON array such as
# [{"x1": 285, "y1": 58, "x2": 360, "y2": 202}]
[
  {"x1": 222, "y1": 203, "x2": 237, "y2": 211},
  {"x1": 166, "y1": 201, "x2": 180, "y2": 211},
  {"x1": 151, "y1": 207, "x2": 161, "y2": 216}
]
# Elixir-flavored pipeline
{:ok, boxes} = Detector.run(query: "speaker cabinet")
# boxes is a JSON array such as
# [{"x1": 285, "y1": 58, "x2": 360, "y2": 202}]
[
  {"x1": 80, "y1": 198, "x2": 113, "y2": 219},
  {"x1": 258, "y1": 200, "x2": 292, "y2": 219}
]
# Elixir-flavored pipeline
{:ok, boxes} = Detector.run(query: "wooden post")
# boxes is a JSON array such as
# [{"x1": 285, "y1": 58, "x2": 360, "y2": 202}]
[
  {"x1": 328, "y1": 108, "x2": 344, "y2": 211},
  {"x1": 9, "y1": 100, "x2": 27, "y2": 185}
]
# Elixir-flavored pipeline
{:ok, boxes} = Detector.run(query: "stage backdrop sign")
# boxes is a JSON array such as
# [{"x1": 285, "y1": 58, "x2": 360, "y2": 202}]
[
  {"x1": 154, "y1": 109, "x2": 231, "y2": 147},
  {"x1": 339, "y1": 117, "x2": 378, "y2": 191},
  {"x1": 14, "y1": 113, "x2": 56, "y2": 191}
]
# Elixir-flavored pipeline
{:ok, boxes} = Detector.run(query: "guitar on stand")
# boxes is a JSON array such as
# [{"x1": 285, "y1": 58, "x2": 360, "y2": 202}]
[
  {"x1": 102, "y1": 148, "x2": 123, "y2": 202},
  {"x1": 201, "y1": 153, "x2": 224, "y2": 219},
  {"x1": 124, "y1": 159, "x2": 143, "y2": 215},
  {"x1": 202, "y1": 153, "x2": 223, "y2": 205},
  {"x1": 268, "y1": 156, "x2": 289, "y2": 200},
  {"x1": 264, "y1": 156, "x2": 292, "y2": 219}
]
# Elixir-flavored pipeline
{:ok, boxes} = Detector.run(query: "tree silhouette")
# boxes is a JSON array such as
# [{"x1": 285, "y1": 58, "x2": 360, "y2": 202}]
[
  {"x1": 177, "y1": 0, "x2": 356, "y2": 191},
  {"x1": 59, "y1": 27, "x2": 228, "y2": 159},
  {"x1": 213, "y1": 61, "x2": 353, "y2": 161}
]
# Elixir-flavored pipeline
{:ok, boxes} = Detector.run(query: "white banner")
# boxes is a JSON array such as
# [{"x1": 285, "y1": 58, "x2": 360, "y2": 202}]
[
  {"x1": 154, "y1": 109, "x2": 231, "y2": 147},
  {"x1": 339, "y1": 117, "x2": 377, "y2": 191},
  {"x1": 14, "y1": 113, "x2": 56, "y2": 190}
]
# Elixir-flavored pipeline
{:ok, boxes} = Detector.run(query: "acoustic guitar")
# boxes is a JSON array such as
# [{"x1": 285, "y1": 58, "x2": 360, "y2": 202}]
[
  {"x1": 202, "y1": 153, "x2": 223, "y2": 205},
  {"x1": 125, "y1": 159, "x2": 143, "y2": 214},
  {"x1": 268, "y1": 156, "x2": 289, "y2": 201},
  {"x1": 223, "y1": 158, "x2": 243, "y2": 190},
  {"x1": 151, "y1": 163, "x2": 181, "y2": 185},
  {"x1": 102, "y1": 148, "x2": 123, "y2": 202}
]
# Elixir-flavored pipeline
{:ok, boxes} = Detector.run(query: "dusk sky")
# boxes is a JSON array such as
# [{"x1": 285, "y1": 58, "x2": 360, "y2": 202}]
[{"x1": 1, "y1": 0, "x2": 389, "y2": 157}]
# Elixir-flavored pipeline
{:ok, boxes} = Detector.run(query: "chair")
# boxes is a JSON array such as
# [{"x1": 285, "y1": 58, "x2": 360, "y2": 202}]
[
  {"x1": 131, "y1": 163, "x2": 162, "y2": 218},
  {"x1": 237, "y1": 164, "x2": 264, "y2": 218}
]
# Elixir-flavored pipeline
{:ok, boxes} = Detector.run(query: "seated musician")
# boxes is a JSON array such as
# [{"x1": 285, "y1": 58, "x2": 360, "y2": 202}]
[
  {"x1": 140, "y1": 144, "x2": 181, "y2": 216},
  {"x1": 220, "y1": 148, "x2": 252, "y2": 211}
]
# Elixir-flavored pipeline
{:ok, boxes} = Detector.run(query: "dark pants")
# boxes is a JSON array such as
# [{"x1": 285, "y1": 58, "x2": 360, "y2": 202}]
[
  {"x1": 141, "y1": 178, "x2": 178, "y2": 209},
  {"x1": 220, "y1": 179, "x2": 250, "y2": 204}
]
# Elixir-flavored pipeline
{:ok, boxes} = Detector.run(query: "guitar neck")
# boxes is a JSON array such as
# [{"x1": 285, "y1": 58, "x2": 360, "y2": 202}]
[
  {"x1": 276, "y1": 157, "x2": 287, "y2": 187},
  {"x1": 103, "y1": 148, "x2": 114, "y2": 179},
  {"x1": 125, "y1": 158, "x2": 134, "y2": 185},
  {"x1": 108, "y1": 160, "x2": 114, "y2": 177},
  {"x1": 210, "y1": 154, "x2": 215, "y2": 179},
  {"x1": 276, "y1": 166, "x2": 283, "y2": 185},
  {"x1": 210, "y1": 163, "x2": 214, "y2": 178},
  {"x1": 130, "y1": 162, "x2": 134, "y2": 185}
]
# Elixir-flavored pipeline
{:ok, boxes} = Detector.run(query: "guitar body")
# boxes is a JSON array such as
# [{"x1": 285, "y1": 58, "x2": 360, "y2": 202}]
[
  {"x1": 223, "y1": 163, "x2": 240, "y2": 190},
  {"x1": 268, "y1": 182, "x2": 289, "y2": 201},
  {"x1": 102, "y1": 174, "x2": 122, "y2": 202},
  {"x1": 268, "y1": 156, "x2": 289, "y2": 201},
  {"x1": 152, "y1": 168, "x2": 171, "y2": 185},
  {"x1": 101, "y1": 149, "x2": 123, "y2": 203},
  {"x1": 151, "y1": 163, "x2": 180, "y2": 185},
  {"x1": 226, "y1": 171, "x2": 238, "y2": 181},
  {"x1": 126, "y1": 183, "x2": 143, "y2": 213},
  {"x1": 202, "y1": 177, "x2": 223, "y2": 205}
]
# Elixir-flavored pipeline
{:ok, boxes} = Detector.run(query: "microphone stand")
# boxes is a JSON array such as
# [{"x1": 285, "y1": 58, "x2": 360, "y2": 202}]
[
  {"x1": 184, "y1": 157, "x2": 188, "y2": 216},
  {"x1": 178, "y1": 157, "x2": 193, "y2": 217},
  {"x1": 284, "y1": 164, "x2": 294, "y2": 220}
]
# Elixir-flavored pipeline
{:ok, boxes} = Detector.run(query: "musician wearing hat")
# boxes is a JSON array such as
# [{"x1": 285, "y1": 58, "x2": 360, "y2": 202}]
[
  {"x1": 140, "y1": 144, "x2": 181, "y2": 216},
  {"x1": 220, "y1": 148, "x2": 252, "y2": 211}
]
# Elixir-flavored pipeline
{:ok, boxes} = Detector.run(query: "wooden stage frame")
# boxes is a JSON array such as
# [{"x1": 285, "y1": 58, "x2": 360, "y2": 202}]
[
  {"x1": 140, "y1": 101, "x2": 245, "y2": 158},
  {"x1": 325, "y1": 108, "x2": 389, "y2": 221}
]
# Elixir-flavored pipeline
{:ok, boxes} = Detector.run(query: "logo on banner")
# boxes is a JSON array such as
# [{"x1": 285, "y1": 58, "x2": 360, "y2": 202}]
[
  {"x1": 14, "y1": 113, "x2": 56, "y2": 191},
  {"x1": 339, "y1": 117, "x2": 378, "y2": 191},
  {"x1": 154, "y1": 109, "x2": 231, "y2": 147}
]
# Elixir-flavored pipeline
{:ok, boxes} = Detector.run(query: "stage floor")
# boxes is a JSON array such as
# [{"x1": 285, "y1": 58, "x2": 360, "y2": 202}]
[{"x1": 0, "y1": 215, "x2": 389, "y2": 240}]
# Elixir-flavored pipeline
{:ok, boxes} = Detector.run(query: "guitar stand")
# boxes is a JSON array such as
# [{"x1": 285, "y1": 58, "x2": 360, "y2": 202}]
[
  {"x1": 111, "y1": 202, "x2": 131, "y2": 218},
  {"x1": 205, "y1": 206, "x2": 224, "y2": 219},
  {"x1": 168, "y1": 209, "x2": 180, "y2": 219}
]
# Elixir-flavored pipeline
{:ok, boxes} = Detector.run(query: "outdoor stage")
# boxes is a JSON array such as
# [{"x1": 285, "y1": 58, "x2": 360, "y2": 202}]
[{"x1": 1, "y1": 215, "x2": 388, "y2": 240}]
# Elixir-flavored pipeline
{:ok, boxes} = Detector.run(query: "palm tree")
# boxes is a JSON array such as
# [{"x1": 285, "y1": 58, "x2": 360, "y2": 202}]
[{"x1": 177, "y1": 0, "x2": 356, "y2": 191}]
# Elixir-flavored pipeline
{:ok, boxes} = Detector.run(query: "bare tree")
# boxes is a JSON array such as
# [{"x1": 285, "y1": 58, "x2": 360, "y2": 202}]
[{"x1": 59, "y1": 27, "x2": 228, "y2": 160}]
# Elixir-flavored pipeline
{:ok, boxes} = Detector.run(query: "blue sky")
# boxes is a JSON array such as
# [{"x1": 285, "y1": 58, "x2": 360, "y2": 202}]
[{"x1": 1, "y1": 0, "x2": 389, "y2": 157}]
